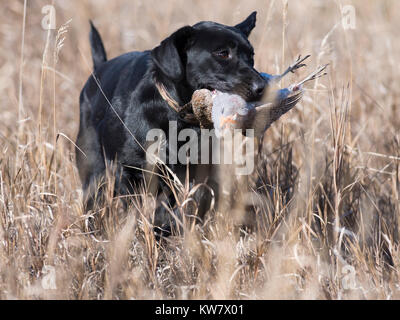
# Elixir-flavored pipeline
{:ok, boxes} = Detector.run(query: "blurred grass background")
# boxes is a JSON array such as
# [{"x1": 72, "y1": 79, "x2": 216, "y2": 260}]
[{"x1": 0, "y1": 0, "x2": 399, "y2": 299}]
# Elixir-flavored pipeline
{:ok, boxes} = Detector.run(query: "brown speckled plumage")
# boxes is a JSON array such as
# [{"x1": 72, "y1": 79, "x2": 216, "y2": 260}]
[
  {"x1": 191, "y1": 89, "x2": 214, "y2": 128},
  {"x1": 190, "y1": 89, "x2": 303, "y2": 136}
]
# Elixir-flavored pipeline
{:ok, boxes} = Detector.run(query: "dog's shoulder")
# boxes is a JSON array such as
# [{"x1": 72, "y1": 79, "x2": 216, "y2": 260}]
[{"x1": 85, "y1": 51, "x2": 151, "y2": 95}]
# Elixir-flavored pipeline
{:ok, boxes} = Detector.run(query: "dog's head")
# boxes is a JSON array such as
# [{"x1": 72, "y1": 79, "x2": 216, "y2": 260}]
[{"x1": 151, "y1": 11, "x2": 266, "y2": 102}]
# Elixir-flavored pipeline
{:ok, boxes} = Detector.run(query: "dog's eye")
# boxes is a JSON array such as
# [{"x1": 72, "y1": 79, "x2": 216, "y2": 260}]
[{"x1": 213, "y1": 49, "x2": 231, "y2": 59}]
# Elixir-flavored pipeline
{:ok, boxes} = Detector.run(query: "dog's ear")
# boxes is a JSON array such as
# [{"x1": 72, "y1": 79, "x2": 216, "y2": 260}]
[
  {"x1": 151, "y1": 26, "x2": 193, "y2": 81},
  {"x1": 234, "y1": 11, "x2": 257, "y2": 37}
]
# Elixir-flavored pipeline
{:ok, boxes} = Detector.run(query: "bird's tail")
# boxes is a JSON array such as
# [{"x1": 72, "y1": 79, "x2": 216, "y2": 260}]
[{"x1": 89, "y1": 20, "x2": 107, "y2": 70}]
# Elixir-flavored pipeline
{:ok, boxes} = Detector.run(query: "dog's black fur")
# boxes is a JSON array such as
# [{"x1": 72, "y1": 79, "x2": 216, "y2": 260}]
[{"x1": 76, "y1": 12, "x2": 266, "y2": 232}]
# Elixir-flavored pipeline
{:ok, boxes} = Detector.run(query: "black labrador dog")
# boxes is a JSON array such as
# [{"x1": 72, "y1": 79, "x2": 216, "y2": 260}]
[{"x1": 76, "y1": 12, "x2": 266, "y2": 233}]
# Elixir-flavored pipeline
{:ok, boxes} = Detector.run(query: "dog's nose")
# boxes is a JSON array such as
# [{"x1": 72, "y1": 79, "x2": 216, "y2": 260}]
[{"x1": 251, "y1": 79, "x2": 266, "y2": 99}]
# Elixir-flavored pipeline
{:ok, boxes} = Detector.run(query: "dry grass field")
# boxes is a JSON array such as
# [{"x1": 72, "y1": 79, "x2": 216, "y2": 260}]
[{"x1": 0, "y1": 0, "x2": 399, "y2": 299}]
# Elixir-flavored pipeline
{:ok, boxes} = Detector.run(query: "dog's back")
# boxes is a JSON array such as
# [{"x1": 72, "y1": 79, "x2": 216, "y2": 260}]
[{"x1": 77, "y1": 23, "x2": 152, "y2": 197}]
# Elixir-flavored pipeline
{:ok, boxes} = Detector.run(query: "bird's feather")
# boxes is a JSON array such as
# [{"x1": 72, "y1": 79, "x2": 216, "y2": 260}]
[{"x1": 248, "y1": 90, "x2": 303, "y2": 137}]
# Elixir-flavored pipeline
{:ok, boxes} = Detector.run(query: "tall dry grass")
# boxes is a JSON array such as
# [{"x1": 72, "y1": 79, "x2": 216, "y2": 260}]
[{"x1": 0, "y1": 0, "x2": 399, "y2": 299}]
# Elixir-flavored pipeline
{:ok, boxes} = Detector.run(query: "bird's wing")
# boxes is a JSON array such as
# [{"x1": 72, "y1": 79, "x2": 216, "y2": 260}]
[{"x1": 249, "y1": 90, "x2": 303, "y2": 137}]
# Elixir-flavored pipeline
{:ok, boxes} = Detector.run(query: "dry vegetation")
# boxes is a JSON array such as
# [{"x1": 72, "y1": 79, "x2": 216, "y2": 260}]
[{"x1": 0, "y1": 0, "x2": 399, "y2": 299}]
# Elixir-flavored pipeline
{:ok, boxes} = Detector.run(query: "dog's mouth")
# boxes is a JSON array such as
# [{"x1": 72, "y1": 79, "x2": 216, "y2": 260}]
[
  {"x1": 197, "y1": 80, "x2": 227, "y2": 94},
  {"x1": 200, "y1": 85, "x2": 235, "y2": 98},
  {"x1": 203, "y1": 85, "x2": 215, "y2": 92},
  {"x1": 198, "y1": 80, "x2": 263, "y2": 102},
  {"x1": 201, "y1": 85, "x2": 256, "y2": 103}
]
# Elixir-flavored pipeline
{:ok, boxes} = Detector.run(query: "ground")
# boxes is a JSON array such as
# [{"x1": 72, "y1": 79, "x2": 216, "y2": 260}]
[{"x1": 0, "y1": 0, "x2": 399, "y2": 299}]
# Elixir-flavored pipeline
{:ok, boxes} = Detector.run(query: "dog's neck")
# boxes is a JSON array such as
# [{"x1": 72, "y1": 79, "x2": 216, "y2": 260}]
[
  {"x1": 155, "y1": 80, "x2": 182, "y2": 113},
  {"x1": 153, "y1": 72, "x2": 199, "y2": 125},
  {"x1": 152, "y1": 70, "x2": 192, "y2": 105}
]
